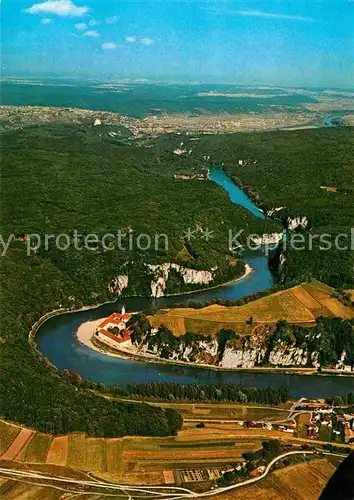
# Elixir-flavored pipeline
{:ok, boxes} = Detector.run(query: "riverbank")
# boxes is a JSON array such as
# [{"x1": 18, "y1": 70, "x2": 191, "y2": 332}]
[
  {"x1": 163, "y1": 263, "x2": 253, "y2": 297},
  {"x1": 76, "y1": 317, "x2": 354, "y2": 377},
  {"x1": 30, "y1": 262, "x2": 254, "y2": 346},
  {"x1": 35, "y1": 167, "x2": 354, "y2": 396}
]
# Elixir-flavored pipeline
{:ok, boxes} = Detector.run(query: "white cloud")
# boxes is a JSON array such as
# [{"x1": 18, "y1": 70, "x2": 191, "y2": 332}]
[
  {"x1": 106, "y1": 15, "x2": 119, "y2": 24},
  {"x1": 102, "y1": 42, "x2": 118, "y2": 50},
  {"x1": 88, "y1": 19, "x2": 100, "y2": 26},
  {"x1": 141, "y1": 37, "x2": 154, "y2": 45},
  {"x1": 235, "y1": 10, "x2": 316, "y2": 22},
  {"x1": 41, "y1": 18, "x2": 52, "y2": 24},
  {"x1": 75, "y1": 22, "x2": 87, "y2": 29},
  {"x1": 26, "y1": 0, "x2": 88, "y2": 17},
  {"x1": 83, "y1": 30, "x2": 100, "y2": 38},
  {"x1": 125, "y1": 36, "x2": 154, "y2": 45}
]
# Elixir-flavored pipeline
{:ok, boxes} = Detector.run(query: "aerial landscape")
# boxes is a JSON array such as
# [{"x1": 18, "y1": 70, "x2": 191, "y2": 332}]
[{"x1": 1, "y1": 1, "x2": 354, "y2": 499}]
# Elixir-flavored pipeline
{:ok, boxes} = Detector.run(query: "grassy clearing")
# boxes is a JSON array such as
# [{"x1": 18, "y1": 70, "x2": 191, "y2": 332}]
[
  {"x1": 179, "y1": 405, "x2": 289, "y2": 422},
  {"x1": 148, "y1": 281, "x2": 354, "y2": 336}
]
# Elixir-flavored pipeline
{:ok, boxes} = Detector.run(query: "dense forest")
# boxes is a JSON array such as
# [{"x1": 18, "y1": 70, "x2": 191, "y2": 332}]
[
  {"x1": 89, "y1": 381, "x2": 291, "y2": 405},
  {"x1": 1, "y1": 123, "x2": 353, "y2": 436},
  {"x1": 123, "y1": 382, "x2": 290, "y2": 404},
  {"x1": 171, "y1": 127, "x2": 354, "y2": 287}
]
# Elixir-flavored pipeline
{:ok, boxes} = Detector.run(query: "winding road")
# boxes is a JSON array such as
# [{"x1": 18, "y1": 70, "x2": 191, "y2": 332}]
[{"x1": 0, "y1": 450, "x2": 346, "y2": 499}]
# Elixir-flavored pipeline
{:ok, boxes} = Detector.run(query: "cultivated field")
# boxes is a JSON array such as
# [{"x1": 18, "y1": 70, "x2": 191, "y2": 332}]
[
  {"x1": 0, "y1": 419, "x2": 292, "y2": 484},
  {"x1": 16, "y1": 433, "x2": 52, "y2": 463},
  {"x1": 0, "y1": 457, "x2": 340, "y2": 500},
  {"x1": 212, "y1": 458, "x2": 339, "y2": 500},
  {"x1": 67, "y1": 435, "x2": 107, "y2": 471},
  {"x1": 0, "y1": 422, "x2": 21, "y2": 456},
  {"x1": 46, "y1": 436, "x2": 69, "y2": 466},
  {"x1": 148, "y1": 281, "x2": 354, "y2": 336},
  {"x1": 1, "y1": 429, "x2": 34, "y2": 461},
  {"x1": 0, "y1": 418, "x2": 350, "y2": 488}
]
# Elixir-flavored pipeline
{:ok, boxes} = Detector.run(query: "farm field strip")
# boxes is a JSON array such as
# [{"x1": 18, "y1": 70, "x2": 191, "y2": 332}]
[
  {"x1": 46, "y1": 436, "x2": 69, "y2": 466},
  {"x1": 67, "y1": 435, "x2": 107, "y2": 471},
  {"x1": 123, "y1": 449, "x2": 256, "y2": 460},
  {"x1": 16, "y1": 433, "x2": 52, "y2": 463},
  {"x1": 1, "y1": 429, "x2": 34, "y2": 461},
  {"x1": 0, "y1": 422, "x2": 21, "y2": 456},
  {"x1": 159, "y1": 441, "x2": 236, "y2": 448}
]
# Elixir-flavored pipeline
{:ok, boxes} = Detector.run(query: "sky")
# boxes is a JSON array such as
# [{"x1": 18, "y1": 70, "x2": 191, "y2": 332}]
[{"x1": 2, "y1": 0, "x2": 354, "y2": 87}]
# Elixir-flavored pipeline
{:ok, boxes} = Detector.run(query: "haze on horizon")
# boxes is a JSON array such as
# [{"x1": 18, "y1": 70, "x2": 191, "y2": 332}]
[{"x1": 2, "y1": 0, "x2": 354, "y2": 88}]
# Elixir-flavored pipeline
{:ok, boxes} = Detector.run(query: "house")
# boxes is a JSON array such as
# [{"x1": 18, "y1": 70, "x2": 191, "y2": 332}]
[
  {"x1": 163, "y1": 470, "x2": 175, "y2": 485},
  {"x1": 244, "y1": 421, "x2": 264, "y2": 429},
  {"x1": 249, "y1": 466, "x2": 265, "y2": 477}
]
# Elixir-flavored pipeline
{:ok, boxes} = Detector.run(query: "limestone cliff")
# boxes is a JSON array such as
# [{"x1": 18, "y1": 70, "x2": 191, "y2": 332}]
[
  {"x1": 221, "y1": 337, "x2": 320, "y2": 369},
  {"x1": 221, "y1": 343, "x2": 267, "y2": 368},
  {"x1": 139, "y1": 333, "x2": 219, "y2": 365},
  {"x1": 266, "y1": 207, "x2": 286, "y2": 217},
  {"x1": 147, "y1": 263, "x2": 215, "y2": 298},
  {"x1": 132, "y1": 317, "x2": 352, "y2": 372},
  {"x1": 108, "y1": 275, "x2": 129, "y2": 295}
]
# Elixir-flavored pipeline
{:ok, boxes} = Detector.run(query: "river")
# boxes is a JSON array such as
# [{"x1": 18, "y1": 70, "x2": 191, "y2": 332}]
[{"x1": 36, "y1": 168, "x2": 353, "y2": 398}]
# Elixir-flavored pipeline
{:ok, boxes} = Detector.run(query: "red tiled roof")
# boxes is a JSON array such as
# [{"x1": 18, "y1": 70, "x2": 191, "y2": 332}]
[
  {"x1": 98, "y1": 329, "x2": 131, "y2": 344},
  {"x1": 98, "y1": 312, "x2": 131, "y2": 329}
]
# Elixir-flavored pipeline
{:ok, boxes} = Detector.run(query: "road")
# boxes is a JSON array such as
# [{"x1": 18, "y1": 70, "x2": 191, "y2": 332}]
[{"x1": 0, "y1": 450, "x2": 347, "y2": 500}]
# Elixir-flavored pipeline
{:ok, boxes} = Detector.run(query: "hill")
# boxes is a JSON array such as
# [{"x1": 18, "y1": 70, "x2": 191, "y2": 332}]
[{"x1": 148, "y1": 281, "x2": 354, "y2": 336}]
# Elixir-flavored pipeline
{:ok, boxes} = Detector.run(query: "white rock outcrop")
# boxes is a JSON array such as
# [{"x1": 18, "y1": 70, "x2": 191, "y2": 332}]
[
  {"x1": 221, "y1": 345, "x2": 267, "y2": 368},
  {"x1": 335, "y1": 351, "x2": 353, "y2": 372},
  {"x1": 250, "y1": 232, "x2": 284, "y2": 246},
  {"x1": 180, "y1": 339, "x2": 219, "y2": 363},
  {"x1": 147, "y1": 263, "x2": 215, "y2": 298},
  {"x1": 267, "y1": 207, "x2": 286, "y2": 217},
  {"x1": 269, "y1": 342, "x2": 308, "y2": 366},
  {"x1": 287, "y1": 216, "x2": 308, "y2": 231},
  {"x1": 220, "y1": 334, "x2": 324, "y2": 369},
  {"x1": 279, "y1": 253, "x2": 286, "y2": 267},
  {"x1": 108, "y1": 275, "x2": 129, "y2": 295}
]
